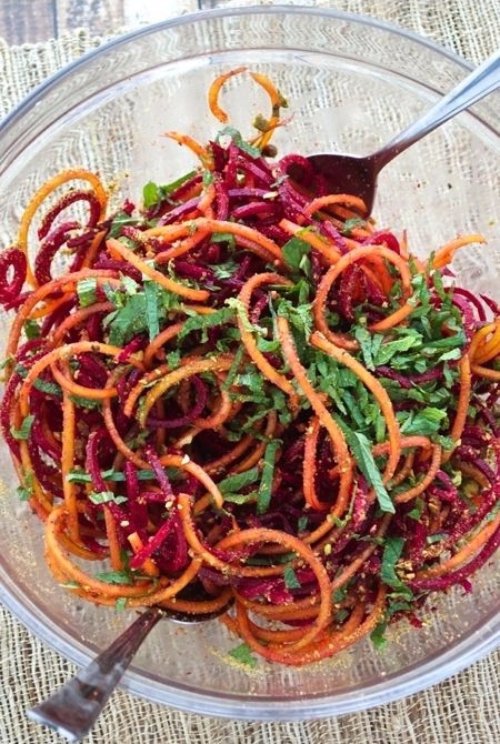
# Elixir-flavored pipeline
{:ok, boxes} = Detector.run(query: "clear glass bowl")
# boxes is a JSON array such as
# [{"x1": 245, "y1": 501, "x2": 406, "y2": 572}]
[{"x1": 0, "y1": 6, "x2": 499, "y2": 720}]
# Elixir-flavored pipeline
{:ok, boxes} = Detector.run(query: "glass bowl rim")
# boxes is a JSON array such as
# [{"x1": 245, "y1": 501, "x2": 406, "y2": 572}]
[{"x1": 0, "y1": 3, "x2": 498, "y2": 720}]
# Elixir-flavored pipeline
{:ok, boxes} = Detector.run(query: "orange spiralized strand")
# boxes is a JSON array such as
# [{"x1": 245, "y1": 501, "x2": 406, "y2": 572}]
[
  {"x1": 106, "y1": 238, "x2": 209, "y2": 302},
  {"x1": 277, "y1": 316, "x2": 353, "y2": 519},
  {"x1": 29, "y1": 295, "x2": 73, "y2": 321},
  {"x1": 311, "y1": 331, "x2": 401, "y2": 483},
  {"x1": 303, "y1": 416, "x2": 330, "y2": 511},
  {"x1": 155, "y1": 229, "x2": 211, "y2": 264},
  {"x1": 279, "y1": 218, "x2": 342, "y2": 264},
  {"x1": 127, "y1": 532, "x2": 160, "y2": 577},
  {"x1": 233, "y1": 585, "x2": 386, "y2": 666},
  {"x1": 18, "y1": 341, "x2": 143, "y2": 418},
  {"x1": 18, "y1": 170, "x2": 108, "y2": 287},
  {"x1": 416, "y1": 513, "x2": 500, "y2": 579},
  {"x1": 143, "y1": 322, "x2": 184, "y2": 368},
  {"x1": 236, "y1": 273, "x2": 298, "y2": 402},
  {"x1": 6, "y1": 269, "x2": 118, "y2": 361},
  {"x1": 231, "y1": 411, "x2": 278, "y2": 473},
  {"x1": 304, "y1": 194, "x2": 367, "y2": 218},
  {"x1": 138, "y1": 355, "x2": 234, "y2": 428},
  {"x1": 471, "y1": 363, "x2": 500, "y2": 380},
  {"x1": 394, "y1": 444, "x2": 442, "y2": 503},
  {"x1": 208, "y1": 66, "x2": 247, "y2": 122},
  {"x1": 164, "y1": 131, "x2": 214, "y2": 169},
  {"x1": 143, "y1": 218, "x2": 284, "y2": 264},
  {"x1": 52, "y1": 302, "x2": 114, "y2": 345},
  {"x1": 431, "y1": 234, "x2": 486, "y2": 270},
  {"x1": 103, "y1": 506, "x2": 123, "y2": 571},
  {"x1": 50, "y1": 362, "x2": 119, "y2": 400},
  {"x1": 443, "y1": 354, "x2": 471, "y2": 463},
  {"x1": 313, "y1": 244, "x2": 413, "y2": 350},
  {"x1": 214, "y1": 525, "x2": 332, "y2": 650},
  {"x1": 160, "y1": 587, "x2": 233, "y2": 615}
]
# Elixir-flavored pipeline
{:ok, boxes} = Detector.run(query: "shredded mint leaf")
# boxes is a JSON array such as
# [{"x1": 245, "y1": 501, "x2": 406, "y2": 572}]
[
  {"x1": 178, "y1": 306, "x2": 235, "y2": 342},
  {"x1": 282, "y1": 236, "x2": 311, "y2": 272},
  {"x1": 283, "y1": 564, "x2": 301, "y2": 589},
  {"x1": 341, "y1": 217, "x2": 366, "y2": 236},
  {"x1": 70, "y1": 395, "x2": 102, "y2": 410},
  {"x1": 77, "y1": 277, "x2": 97, "y2": 308},
  {"x1": 426, "y1": 533, "x2": 447, "y2": 545},
  {"x1": 216, "y1": 126, "x2": 260, "y2": 158},
  {"x1": 370, "y1": 622, "x2": 388, "y2": 649},
  {"x1": 144, "y1": 280, "x2": 161, "y2": 341},
  {"x1": 108, "y1": 211, "x2": 140, "y2": 238},
  {"x1": 354, "y1": 325, "x2": 377, "y2": 370},
  {"x1": 88, "y1": 490, "x2": 128, "y2": 505},
  {"x1": 213, "y1": 259, "x2": 238, "y2": 279},
  {"x1": 336, "y1": 420, "x2": 395, "y2": 514},
  {"x1": 143, "y1": 181, "x2": 160, "y2": 209},
  {"x1": 228, "y1": 642, "x2": 258, "y2": 668},
  {"x1": 297, "y1": 516, "x2": 308, "y2": 532},
  {"x1": 407, "y1": 498, "x2": 424, "y2": 520},
  {"x1": 381, "y1": 537, "x2": 413, "y2": 599},
  {"x1": 399, "y1": 407, "x2": 447, "y2": 437},
  {"x1": 95, "y1": 570, "x2": 132, "y2": 585},
  {"x1": 121, "y1": 275, "x2": 140, "y2": 295},
  {"x1": 211, "y1": 232, "x2": 236, "y2": 249},
  {"x1": 16, "y1": 485, "x2": 31, "y2": 501},
  {"x1": 60, "y1": 580, "x2": 81, "y2": 589},
  {"x1": 276, "y1": 298, "x2": 313, "y2": 339},
  {"x1": 374, "y1": 333, "x2": 422, "y2": 367},
  {"x1": 115, "y1": 597, "x2": 128, "y2": 611},
  {"x1": 11, "y1": 414, "x2": 34, "y2": 441},
  {"x1": 24, "y1": 319, "x2": 41, "y2": 340},
  {"x1": 218, "y1": 467, "x2": 260, "y2": 495},
  {"x1": 257, "y1": 440, "x2": 280, "y2": 514}
]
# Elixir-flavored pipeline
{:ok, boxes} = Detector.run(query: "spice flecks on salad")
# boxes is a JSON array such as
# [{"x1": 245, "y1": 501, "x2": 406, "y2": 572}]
[{"x1": 1, "y1": 68, "x2": 499, "y2": 666}]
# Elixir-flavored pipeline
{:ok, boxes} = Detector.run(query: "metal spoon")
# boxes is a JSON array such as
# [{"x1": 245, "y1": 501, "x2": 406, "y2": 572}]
[
  {"x1": 26, "y1": 602, "x2": 230, "y2": 743},
  {"x1": 298, "y1": 49, "x2": 500, "y2": 215}
]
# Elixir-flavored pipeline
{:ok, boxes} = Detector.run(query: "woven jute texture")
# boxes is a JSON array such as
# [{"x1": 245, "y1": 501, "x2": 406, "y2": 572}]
[{"x1": 1, "y1": 1, "x2": 499, "y2": 743}]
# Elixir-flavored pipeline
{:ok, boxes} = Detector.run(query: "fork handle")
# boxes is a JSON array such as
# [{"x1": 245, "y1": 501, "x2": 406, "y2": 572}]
[
  {"x1": 374, "y1": 48, "x2": 500, "y2": 168},
  {"x1": 26, "y1": 607, "x2": 163, "y2": 743}
]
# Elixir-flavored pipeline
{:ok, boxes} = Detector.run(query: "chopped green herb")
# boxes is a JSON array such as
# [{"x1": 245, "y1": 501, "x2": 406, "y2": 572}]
[
  {"x1": 60, "y1": 581, "x2": 81, "y2": 589},
  {"x1": 95, "y1": 570, "x2": 132, "y2": 585},
  {"x1": 283, "y1": 564, "x2": 301, "y2": 589},
  {"x1": 341, "y1": 217, "x2": 366, "y2": 236},
  {"x1": 257, "y1": 440, "x2": 280, "y2": 514},
  {"x1": 211, "y1": 232, "x2": 236, "y2": 249},
  {"x1": 336, "y1": 420, "x2": 395, "y2": 514},
  {"x1": 88, "y1": 490, "x2": 128, "y2": 506},
  {"x1": 77, "y1": 277, "x2": 97, "y2": 308},
  {"x1": 227, "y1": 642, "x2": 258, "y2": 668},
  {"x1": 144, "y1": 280, "x2": 161, "y2": 341},
  {"x1": 282, "y1": 236, "x2": 311, "y2": 272},
  {"x1": 10, "y1": 414, "x2": 34, "y2": 441},
  {"x1": 216, "y1": 126, "x2": 261, "y2": 158},
  {"x1": 70, "y1": 395, "x2": 102, "y2": 410},
  {"x1": 143, "y1": 181, "x2": 160, "y2": 209},
  {"x1": 115, "y1": 597, "x2": 128, "y2": 611},
  {"x1": 24, "y1": 319, "x2": 41, "y2": 340},
  {"x1": 407, "y1": 498, "x2": 424, "y2": 520},
  {"x1": 297, "y1": 516, "x2": 308, "y2": 532},
  {"x1": 370, "y1": 622, "x2": 388, "y2": 649},
  {"x1": 426, "y1": 533, "x2": 447, "y2": 545},
  {"x1": 399, "y1": 407, "x2": 447, "y2": 437},
  {"x1": 178, "y1": 306, "x2": 235, "y2": 342},
  {"x1": 108, "y1": 211, "x2": 140, "y2": 238},
  {"x1": 218, "y1": 467, "x2": 260, "y2": 495},
  {"x1": 380, "y1": 537, "x2": 413, "y2": 599}
]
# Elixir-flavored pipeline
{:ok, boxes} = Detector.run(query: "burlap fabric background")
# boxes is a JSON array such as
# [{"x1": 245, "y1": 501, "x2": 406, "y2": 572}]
[{"x1": 0, "y1": 1, "x2": 499, "y2": 742}]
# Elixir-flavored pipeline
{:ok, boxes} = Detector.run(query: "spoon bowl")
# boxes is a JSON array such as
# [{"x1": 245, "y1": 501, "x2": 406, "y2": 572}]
[{"x1": 300, "y1": 49, "x2": 500, "y2": 215}]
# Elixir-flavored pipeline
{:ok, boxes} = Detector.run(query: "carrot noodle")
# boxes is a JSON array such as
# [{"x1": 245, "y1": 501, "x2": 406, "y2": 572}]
[{"x1": 1, "y1": 71, "x2": 498, "y2": 669}]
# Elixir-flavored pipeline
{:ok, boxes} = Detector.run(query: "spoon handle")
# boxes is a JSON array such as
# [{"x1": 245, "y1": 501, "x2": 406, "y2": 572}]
[
  {"x1": 26, "y1": 606, "x2": 163, "y2": 743},
  {"x1": 374, "y1": 48, "x2": 500, "y2": 168}
]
